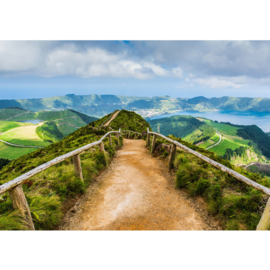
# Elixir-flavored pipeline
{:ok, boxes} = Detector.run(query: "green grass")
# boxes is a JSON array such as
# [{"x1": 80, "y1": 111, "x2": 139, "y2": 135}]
[
  {"x1": 149, "y1": 134, "x2": 270, "y2": 230},
  {"x1": 0, "y1": 110, "x2": 143, "y2": 230},
  {"x1": 0, "y1": 121, "x2": 30, "y2": 133},
  {"x1": 204, "y1": 120, "x2": 239, "y2": 136},
  {"x1": 0, "y1": 122, "x2": 51, "y2": 147},
  {"x1": 94, "y1": 109, "x2": 152, "y2": 133},
  {"x1": 199, "y1": 139, "x2": 215, "y2": 148},
  {"x1": 209, "y1": 138, "x2": 243, "y2": 156},
  {"x1": 36, "y1": 121, "x2": 63, "y2": 143},
  {"x1": 0, "y1": 142, "x2": 37, "y2": 160}
]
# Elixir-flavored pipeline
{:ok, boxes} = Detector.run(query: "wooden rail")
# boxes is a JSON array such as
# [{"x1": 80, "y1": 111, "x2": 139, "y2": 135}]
[
  {"x1": 0, "y1": 129, "x2": 122, "y2": 230},
  {"x1": 147, "y1": 128, "x2": 270, "y2": 230},
  {"x1": 121, "y1": 130, "x2": 142, "y2": 139}
]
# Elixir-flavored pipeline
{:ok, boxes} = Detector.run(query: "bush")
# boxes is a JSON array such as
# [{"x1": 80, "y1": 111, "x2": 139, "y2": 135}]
[{"x1": 196, "y1": 178, "x2": 211, "y2": 195}]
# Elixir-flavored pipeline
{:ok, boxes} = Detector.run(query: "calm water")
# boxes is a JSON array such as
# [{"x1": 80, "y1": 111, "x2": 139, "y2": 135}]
[
  {"x1": 150, "y1": 111, "x2": 270, "y2": 132},
  {"x1": 19, "y1": 119, "x2": 43, "y2": 124}
]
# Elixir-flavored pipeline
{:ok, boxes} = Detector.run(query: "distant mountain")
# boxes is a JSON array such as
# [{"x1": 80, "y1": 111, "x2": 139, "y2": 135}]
[{"x1": 2, "y1": 94, "x2": 270, "y2": 118}]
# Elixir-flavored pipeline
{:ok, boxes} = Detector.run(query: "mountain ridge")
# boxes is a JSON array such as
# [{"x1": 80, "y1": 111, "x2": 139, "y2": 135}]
[{"x1": 2, "y1": 94, "x2": 270, "y2": 118}]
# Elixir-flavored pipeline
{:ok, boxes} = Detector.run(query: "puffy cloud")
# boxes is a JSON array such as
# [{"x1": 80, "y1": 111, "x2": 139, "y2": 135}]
[
  {"x1": 0, "y1": 41, "x2": 174, "y2": 80},
  {"x1": 2, "y1": 41, "x2": 270, "y2": 89}
]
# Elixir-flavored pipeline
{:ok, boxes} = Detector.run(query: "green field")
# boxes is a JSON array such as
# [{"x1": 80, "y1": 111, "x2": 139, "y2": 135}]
[
  {"x1": 202, "y1": 119, "x2": 239, "y2": 136},
  {"x1": 0, "y1": 125, "x2": 50, "y2": 147},
  {"x1": 0, "y1": 121, "x2": 29, "y2": 133},
  {"x1": 0, "y1": 142, "x2": 37, "y2": 160}
]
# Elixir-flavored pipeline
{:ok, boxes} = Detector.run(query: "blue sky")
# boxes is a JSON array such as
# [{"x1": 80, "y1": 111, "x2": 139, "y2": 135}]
[{"x1": 1, "y1": 41, "x2": 270, "y2": 99}]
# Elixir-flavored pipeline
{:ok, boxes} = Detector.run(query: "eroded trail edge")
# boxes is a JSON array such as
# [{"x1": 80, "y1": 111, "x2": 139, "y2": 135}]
[{"x1": 60, "y1": 139, "x2": 221, "y2": 230}]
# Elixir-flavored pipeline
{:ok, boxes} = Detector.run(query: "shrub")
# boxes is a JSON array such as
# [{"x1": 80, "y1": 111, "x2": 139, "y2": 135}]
[{"x1": 196, "y1": 178, "x2": 211, "y2": 195}]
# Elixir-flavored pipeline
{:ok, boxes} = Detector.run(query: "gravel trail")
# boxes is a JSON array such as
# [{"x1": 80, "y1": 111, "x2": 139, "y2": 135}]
[{"x1": 61, "y1": 139, "x2": 220, "y2": 230}]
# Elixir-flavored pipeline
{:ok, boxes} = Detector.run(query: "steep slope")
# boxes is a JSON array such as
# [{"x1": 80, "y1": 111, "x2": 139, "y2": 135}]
[
  {"x1": 0, "y1": 108, "x2": 98, "y2": 160},
  {"x1": 94, "y1": 109, "x2": 151, "y2": 133},
  {"x1": 149, "y1": 115, "x2": 270, "y2": 166},
  {"x1": 149, "y1": 115, "x2": 216, "y2": 144},
  {"x1": 0, "y1": 110, "x2": 147, "y2": 230}
]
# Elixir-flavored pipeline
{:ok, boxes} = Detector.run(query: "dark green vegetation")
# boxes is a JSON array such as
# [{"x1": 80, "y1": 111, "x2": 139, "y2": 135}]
[
  {"x1": 94, "y1": 109, "x2": 151, "y2": 133},
  {"x1": 149, "y1": 115, "x2": 270, "y2": 166},
  {"x1": 0, "y1": 107, "x2": 97, "y2": 137},
  {"x1": 223, "y1": 146, "x2": 248, "y2": 160},
  {"x1": 0, "y1": 108, "x2": 98, "y2": 160},
  {"x1": 150, "y1": 134, "x2": 270, "y2": 230},
  {"x1": 36, "y1": 121, "x2": 63, "y2": 143},
  {"x1": 237, "y1": 125, "x2": 270, "y2": 158},
  {"x1": 0, "y1": 109, "x2": 150, "y2": 230},
  {"x1": 3, "y1": 94, "x2": 270, "y2": 118},
  {"x1": 149, "y1": 115, "x2": 215, "y2": 144},
  {"x1": 0, "y1": 158, "x2": 10, "y2": 170},
  {"x1": 0, "y1": 124, "x2": 122, "y2": 230}
]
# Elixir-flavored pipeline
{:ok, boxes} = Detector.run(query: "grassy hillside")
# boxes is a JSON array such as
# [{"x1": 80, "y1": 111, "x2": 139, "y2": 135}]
[
  {"x1": 93, "y1": 109, "x2": 151, "y2": 133},
  {"x1": 36, "y1": 121, "x2": 63, "y2": 143},
  {"x1": 0, "y1": 109, "x2": 149, "y2": 230},
  {"x1": 150, "y1": 134, "x2": 270, "y2": 230},
  {"x1": 0, "y1": 142, "x2": 37, "y2": 160},
  {"x1": 0, "y1": 108, "x2": 98, "y2": 160},
  {"x1": 148, "y1": 115, "x2": 269, "y2": 166},
  {"x1": 204, "y1": 119, "x2": 269, "y2": 165},
  {"x1": 3, "y1": 94, "x2": 270, "y2": 118},
  {"x1": 148, "y1": 115, "x2": 215, "y2": 144},
  {"x1": 0, "y1": 108, "x2": 97, "y2": 136},
  {"x1": 0, "y1": 121, "x2": 30, "y2": 133}
]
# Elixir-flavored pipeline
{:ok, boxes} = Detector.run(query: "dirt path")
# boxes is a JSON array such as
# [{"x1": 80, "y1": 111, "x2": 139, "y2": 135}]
[
  {"x1": 60, "y1": 139, "x2": 221, "y2": 230},
  {"x1": 104, "y1": 111, "x2": 120, "y2": 126},
  {"x1": 206, "y1": 129, "x2": 222, "y2": 150}
]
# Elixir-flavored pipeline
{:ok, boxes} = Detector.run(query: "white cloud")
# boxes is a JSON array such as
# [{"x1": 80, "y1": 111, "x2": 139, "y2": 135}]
[
  {"x1": 0, "y1": 41, "x2": 173, "y2": 80},
  {"x1": 194, "y1": 77, "x2": 243, "y2": 89}
]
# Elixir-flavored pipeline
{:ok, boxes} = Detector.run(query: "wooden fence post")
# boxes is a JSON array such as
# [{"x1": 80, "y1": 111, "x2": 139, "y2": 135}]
[
  {"x1": 109, "y1": 133, "x2": 112, "y2": 146},
  {"x1": 128, "y1": 131, "x2": 130, "y2": 139},
  {"x1": 168, "y1": 144, "x2": 176, "y2": 170},
  {"x1": 147, "y1": 128, "x2": 150, "y2": 147},
  {"x1": 73, "y1": 154, "x2": 83, "y2": 181},
  {"x1": 118, "y1": 129, "x2": 121, "y2": 145},
  {"x1": 151, "y1": 134, "x2": 156, "y2": 154},
  {"x1": 8, "y1": 185, "x2": 35, "y2": 230},
  {"x1": 99, "y1": 142, "x2": 107, "y2": 166},
  {"x1": 257, "y1": 197, "x2": 270, "y2": 230}
]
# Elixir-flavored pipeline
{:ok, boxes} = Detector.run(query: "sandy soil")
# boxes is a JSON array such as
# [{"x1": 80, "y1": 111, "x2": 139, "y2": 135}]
[
  {"x1": 60, "y1": 139, "x2": 221, "y2": 230},
  {"x1": 104, "y1": 111, "x2": 120, "y2": 126}
]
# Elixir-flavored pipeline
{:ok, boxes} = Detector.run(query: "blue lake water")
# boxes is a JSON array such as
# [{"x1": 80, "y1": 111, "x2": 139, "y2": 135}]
[
  {"x1": 149, "y1": 111, "x2": 270, "y2": 132},
  {"x1": 19, "y1": 119, "x2": 43, "y2": 124}
]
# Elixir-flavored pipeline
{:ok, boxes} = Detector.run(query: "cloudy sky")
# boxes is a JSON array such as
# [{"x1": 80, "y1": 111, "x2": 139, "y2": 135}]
[{"x1": 1, "y1": 40, "x2": 270, "y2": 99}]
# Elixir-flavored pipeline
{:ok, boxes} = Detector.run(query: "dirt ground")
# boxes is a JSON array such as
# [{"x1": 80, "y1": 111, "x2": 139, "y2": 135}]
[
  {"x1": 104, "y1": 111, "x2": 120, "y2": 126},
  {"x1": 60, "y1": 139, "x2": 222, "y2": 230}
]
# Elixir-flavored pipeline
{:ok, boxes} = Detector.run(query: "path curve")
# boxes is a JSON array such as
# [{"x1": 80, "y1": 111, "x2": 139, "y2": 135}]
[
  {"x1": 0, "y1": 139, "x2": 44, "y2": 148},
  {"x1": 60, "y1": 139, "x2": 220, "y2": 230},
  {"x1": 206, "y1": 129, "x2": 222, "y2": 150}
]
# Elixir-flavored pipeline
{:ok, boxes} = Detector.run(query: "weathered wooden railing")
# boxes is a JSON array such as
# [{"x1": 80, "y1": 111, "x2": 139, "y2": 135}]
[
  {"x1": 147, "y1": 128, "x2": 270, "y2": 230},
  {"x1": 0, "y1": 129, "x2": 123, "y2": 230},
  {"x1": 121, "y1": 130, "x2": 142, "y2": 139}
]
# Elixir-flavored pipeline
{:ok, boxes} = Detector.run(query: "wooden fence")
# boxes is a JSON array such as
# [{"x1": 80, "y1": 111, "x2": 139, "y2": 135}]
[
  {"x1": 1, "y1": 126, "x2": 268, "y2": 231},
  {"x1": 0, "y1": 129, "x2": 123, "y2": 230},
  {"x1": 146, "y1": 128, "x2": 270, "y2": 230}
]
